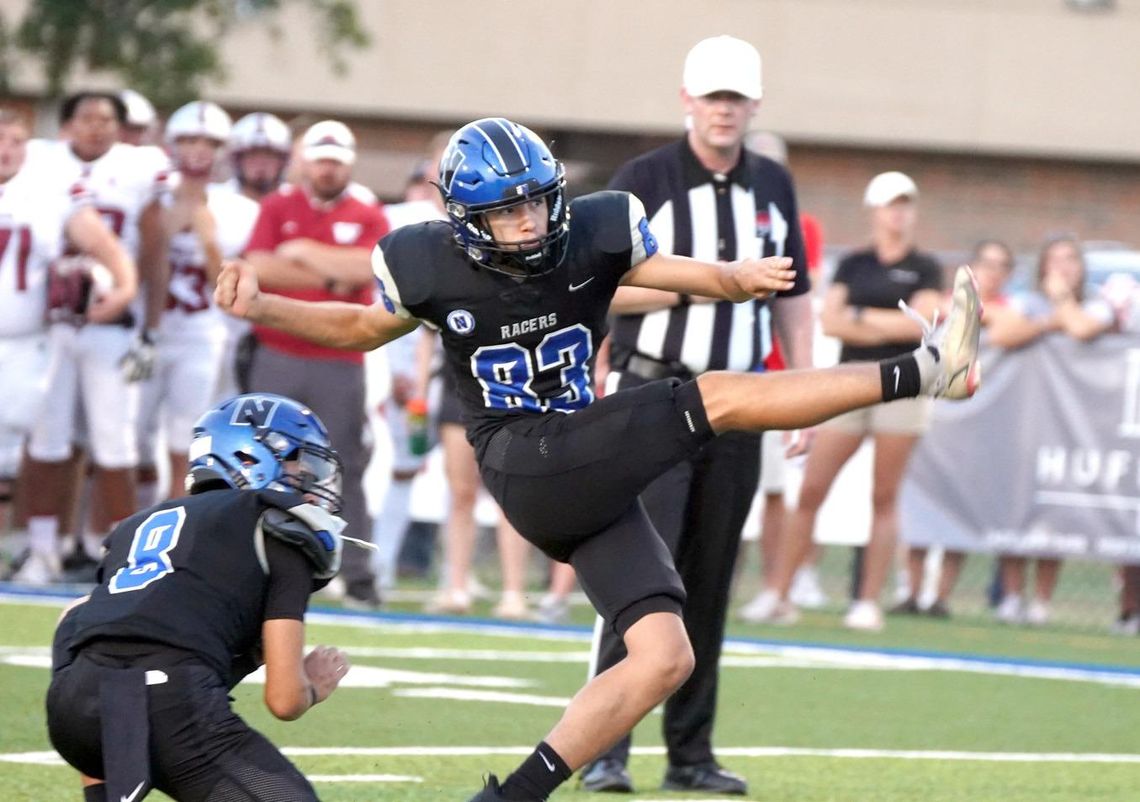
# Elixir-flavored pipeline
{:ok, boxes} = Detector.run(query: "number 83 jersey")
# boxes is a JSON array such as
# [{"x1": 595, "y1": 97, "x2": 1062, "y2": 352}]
[{"x1": 373, "y1": 191, "x2": 659, "y2": 447}]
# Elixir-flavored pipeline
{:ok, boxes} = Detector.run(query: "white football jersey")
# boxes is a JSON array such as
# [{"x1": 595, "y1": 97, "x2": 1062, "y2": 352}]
[
  {"x1": 160, "y1": 181, "x2": 259, "y2": 338},
  {"x1": 0, "y1": 168, "x2": 88, "y2": 337},
  {"x1": 25, "y1": 140, "x2": 169, "y2": 259}
]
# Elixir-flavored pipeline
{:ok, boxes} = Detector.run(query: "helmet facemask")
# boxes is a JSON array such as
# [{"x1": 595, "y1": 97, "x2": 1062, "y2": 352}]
[{"x1": 255, "y1": 428, "x2": 345, "y2": 514}]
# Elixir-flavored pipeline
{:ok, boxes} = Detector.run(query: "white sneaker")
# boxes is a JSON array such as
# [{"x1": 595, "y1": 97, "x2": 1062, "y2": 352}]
[
  {"x1": 13, "y1": 550, "x2": 61, "y2": 586},
  {"x1": 534, "y1": 593, "x2": 570, "y2": 624},
  {"x1": 426, "y1": 588, "x2": 472, "y2": 615},
  {"x1": 492, "y1": 591, "x2": 529, "y2": 620},
  {"x1": 1025, "y1": 599, "x2": 1051, "y2": 626},
  {"x1": 843, "y1": 600, "x2": 884, "y2": 632},
  {"x1": 1111, "y1": 613, "x2": 1140, "y2": 636},
  {"x1": 995, "y1": 594, "x2": 1024, "y2": 624},
  {"x1": 904, "y1": 265, "x2": 983, "y2": 400},
  {"x1": 789, "y1": 567, "x2": 829, "y2": 609},
  {"x1": 738, "y1": 589, "x2": 800, "y2": 625}
]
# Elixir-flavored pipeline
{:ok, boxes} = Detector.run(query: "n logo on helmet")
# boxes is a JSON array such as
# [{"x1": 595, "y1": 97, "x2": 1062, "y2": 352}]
[{"x1": 230, "y1": 396, "x2": 281, "y2": 428}]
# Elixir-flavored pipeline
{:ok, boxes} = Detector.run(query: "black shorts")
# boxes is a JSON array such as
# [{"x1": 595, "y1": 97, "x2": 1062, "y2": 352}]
[
  {"x1": 47, "y1": 651, "x2": 318, "y2": 802},
  {"x1": 478, "y1": 378, "x2": 714, "y2": 632}
]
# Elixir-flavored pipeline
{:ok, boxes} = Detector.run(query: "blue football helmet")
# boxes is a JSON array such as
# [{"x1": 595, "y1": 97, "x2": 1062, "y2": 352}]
[
  {"x1": 438, "y1": 117, "x2": 568, "y2": 276},
  {"x1": 186, "y1": 394, "x2": 344, "y2": 513}
]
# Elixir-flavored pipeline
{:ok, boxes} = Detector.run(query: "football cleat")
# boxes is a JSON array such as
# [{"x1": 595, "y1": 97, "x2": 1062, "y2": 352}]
[
  {"x1": 902, "y1": 265, "x2": 983, "y2": 400},
  {"x1": 466, "y1": 774, "x2": 511, "y2": 801}
]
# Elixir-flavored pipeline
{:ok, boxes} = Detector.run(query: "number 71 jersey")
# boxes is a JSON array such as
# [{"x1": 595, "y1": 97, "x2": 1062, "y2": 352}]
[
  {"x1": 373, "y1": 191, "x2": 658, "y2": 439},
  {"x1": 0, "y1": 168, "x2": 87, "y2": 337}
]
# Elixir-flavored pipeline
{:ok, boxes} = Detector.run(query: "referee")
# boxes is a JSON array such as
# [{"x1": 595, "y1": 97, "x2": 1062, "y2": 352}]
[{"x1": 582, "y1": 35, "x2": 814, "y2": 795}]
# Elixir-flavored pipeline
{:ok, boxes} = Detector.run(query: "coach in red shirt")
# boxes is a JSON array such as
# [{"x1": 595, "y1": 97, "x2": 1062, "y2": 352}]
[{"x1": 244, "y1": 119, "x2": 389, "y2": 608}]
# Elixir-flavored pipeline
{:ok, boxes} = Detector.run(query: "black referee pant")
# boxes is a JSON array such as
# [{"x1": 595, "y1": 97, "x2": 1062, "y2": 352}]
[{"x1": 589, "y1": 370, "x2": 761, "y2": 768}]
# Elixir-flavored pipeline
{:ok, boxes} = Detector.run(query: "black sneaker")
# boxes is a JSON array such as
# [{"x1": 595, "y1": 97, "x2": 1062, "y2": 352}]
[
  {"x1": 580, "y1": 757, "x2": 634, "y2": 793},
  {"x1": 926, "y1": 600, "x2": 952, "y2": 619},
  {"x1": 662, "y1": 761, "x2": 747, "y2": 795},
  {"x1": 888, "y1": 597, "x2": 920, "y2": 616},
  {"x1": 343, "y1": 581, "x2": 381, "y2": 611}
]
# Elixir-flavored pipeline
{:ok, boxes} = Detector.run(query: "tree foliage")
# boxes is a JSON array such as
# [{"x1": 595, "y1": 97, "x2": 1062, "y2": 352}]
[{"x1": 2, "y1": 0, "x2": 369, "y2": 108}]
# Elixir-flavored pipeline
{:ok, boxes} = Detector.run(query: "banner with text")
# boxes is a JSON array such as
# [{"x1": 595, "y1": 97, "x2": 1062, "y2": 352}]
[{"x1": 901, "y1": 334, "x2": 1140, "y2": 563}]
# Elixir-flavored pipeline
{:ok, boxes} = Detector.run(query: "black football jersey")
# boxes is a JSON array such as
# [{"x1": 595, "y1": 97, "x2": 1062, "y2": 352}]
[
  {"x1": 66, "y1": 489, "x2": 311, "y2": 682},
  {"x1": 374, "y1": 191, "x2": 658, "y2": 452}
]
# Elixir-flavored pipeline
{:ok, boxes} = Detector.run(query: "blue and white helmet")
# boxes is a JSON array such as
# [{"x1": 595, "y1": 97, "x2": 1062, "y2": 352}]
[
  {"x1": 438, "y1": 117, "x2": 568, "y2": 276},
  {"x1": 186, "y1": 394, "x2": 344, "y2": 514}
]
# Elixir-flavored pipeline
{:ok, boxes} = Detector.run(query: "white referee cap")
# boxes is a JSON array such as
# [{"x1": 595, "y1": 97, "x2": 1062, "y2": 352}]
[{"x1": 683, "y1": 36, "x2": 763, "y2": 101}]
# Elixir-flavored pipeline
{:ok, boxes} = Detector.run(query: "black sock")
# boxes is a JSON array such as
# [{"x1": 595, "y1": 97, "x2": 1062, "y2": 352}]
[
  {"x1": 84, "y1": 786, "x2": 108, "y2": 802},
  {"x1": 880, "y1": 353, "x2": 923, "y2": 401},
  {"x1": 501, "y1": 741, "x2": 572, "y2": 801}
]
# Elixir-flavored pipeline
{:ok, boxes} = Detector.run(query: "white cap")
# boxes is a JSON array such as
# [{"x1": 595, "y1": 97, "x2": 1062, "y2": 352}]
[
  {"x1": 863, "y1": 171, "x2": 918, "y2": 207},
  {"x1": 120, "y1": 89, "x2": 156, "y2": 128},
  {"x1": 301, "y1": 120, "x2": 356, "y2": 165},
  {"x1": 682, "y1": 35, "x2": 763, "y2": 101}
]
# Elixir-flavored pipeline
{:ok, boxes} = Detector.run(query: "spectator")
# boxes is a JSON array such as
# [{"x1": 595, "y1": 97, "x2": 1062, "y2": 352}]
[
  {"x1": 739, "y1": 131, "x2": 826, "y2": 620},
  {"x1": 135, "y1": 101, "x2": 260, "y2": 504},
  {"x1": 895, "y1": 239, "x2": 1016, "y2": 617},
  {"x1": 581, "y1": 36, "x2": 813, "y2": 796},
  {"x1": 15, "y1": 92, "x2": 167, "y2": 584},
  {"x1": 117, "y1": 89, "x2": 158, "y2": 146},
  {"x1": 754, "y1": 171, "x2": 944, "y2": 632},
  {"x1": 213, "y1": 111, "x2": 294, "y2": 401},
  {"x1": 0, "y1": 109, "x2": 136, "y2": 579},
  {"x1": 991, "y1": 234, "x2": 1116, "y2": 625},
  {"x1": 243, "y1": 119, "x2": 389, "y2": 608}
]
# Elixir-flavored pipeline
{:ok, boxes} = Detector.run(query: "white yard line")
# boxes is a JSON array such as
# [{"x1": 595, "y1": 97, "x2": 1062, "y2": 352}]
[{"x1": 6, "y1": 746, "x2": 1139, "y2": 769}]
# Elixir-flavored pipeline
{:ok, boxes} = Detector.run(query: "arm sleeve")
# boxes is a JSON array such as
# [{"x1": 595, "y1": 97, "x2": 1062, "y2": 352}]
[
  {"x1": 372, "y1": 240, "x2": 415, "y2": 319},
  {"x1": 263, "y1": 536, "x2": 313, "y2": 621},
  {"x1": 626, "y1": 193, "x2": 659, "y2": 268}
]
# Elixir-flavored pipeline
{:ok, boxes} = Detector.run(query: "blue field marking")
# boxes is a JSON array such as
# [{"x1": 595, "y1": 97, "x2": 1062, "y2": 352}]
[{"x1": 4, "y1": 584, "x2": 1139, "y2": 680}]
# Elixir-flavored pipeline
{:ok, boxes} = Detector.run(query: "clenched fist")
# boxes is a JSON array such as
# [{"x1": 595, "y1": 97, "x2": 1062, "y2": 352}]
[{"x1": 214, "y1": 259, "x2": 262, "y2": 320}]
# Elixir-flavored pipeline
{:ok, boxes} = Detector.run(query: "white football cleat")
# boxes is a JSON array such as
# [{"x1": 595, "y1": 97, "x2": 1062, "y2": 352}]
[{"x1": 902, "y1": 265, "x2": 983, "y2": 400}]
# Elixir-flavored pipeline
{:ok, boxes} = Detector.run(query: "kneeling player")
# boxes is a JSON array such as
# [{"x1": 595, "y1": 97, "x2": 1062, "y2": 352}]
[{"x1": 46, "y1": 393, "x2": 351, "y2": 802}]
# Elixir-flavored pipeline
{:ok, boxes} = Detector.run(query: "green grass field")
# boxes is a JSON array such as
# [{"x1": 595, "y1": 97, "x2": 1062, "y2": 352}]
[{"x1": 2, "y1": 593, "x2": 1139, "y2": 801}]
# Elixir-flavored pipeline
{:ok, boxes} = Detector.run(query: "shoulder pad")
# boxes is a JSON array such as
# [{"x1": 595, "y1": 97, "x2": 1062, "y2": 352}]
[
  {"x1": 258, "y1": 495, "x2": 346, "y2": 580},
  {"x1": 572, "y1": 191, "x2": 640, "y2": 256}
]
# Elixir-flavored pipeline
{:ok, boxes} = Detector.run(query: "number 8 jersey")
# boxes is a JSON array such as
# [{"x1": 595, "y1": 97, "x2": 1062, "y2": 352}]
[{"x1": 373, "y1": 191, "x2": 658, "y2": 453}]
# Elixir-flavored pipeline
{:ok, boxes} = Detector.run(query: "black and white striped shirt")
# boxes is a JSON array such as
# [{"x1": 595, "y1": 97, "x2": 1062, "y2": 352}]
[{"x1": 608, "y1": 138, "x2": 810, "y2": 374}]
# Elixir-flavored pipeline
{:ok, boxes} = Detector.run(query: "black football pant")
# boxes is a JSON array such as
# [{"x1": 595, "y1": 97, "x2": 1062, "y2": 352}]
[{"x1": 589, "y1": 374, "x2": 761, "y2": 767}]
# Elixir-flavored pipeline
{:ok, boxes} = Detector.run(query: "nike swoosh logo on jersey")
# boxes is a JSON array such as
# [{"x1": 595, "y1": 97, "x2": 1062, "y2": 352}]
[
  {"x1": 121, "y1": 781, "x2": 146, "y2": 802},
  {"x1": 568, "y1": 277, "x2": 595, "y2": 292},
  {"x1": 539, "y1": 751, "x2": 556, "y2": 772},
  {"x1": 893, "y1": 365, "x2": 901, "y2": 393}
]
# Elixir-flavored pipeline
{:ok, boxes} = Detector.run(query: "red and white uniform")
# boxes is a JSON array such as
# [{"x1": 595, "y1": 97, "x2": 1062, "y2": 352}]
[
  {"x1": 0, "y1": 167, "x2": 90, "y2": 475},
  {"x1": 138, "y1": 181, "x2": 259, "y2": 458},
  {"x1": 25, "y1": 140, "x2": 169, "y2": 469}
]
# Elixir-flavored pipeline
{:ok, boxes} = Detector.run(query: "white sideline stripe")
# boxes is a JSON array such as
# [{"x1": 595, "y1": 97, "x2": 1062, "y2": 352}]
[
  {"x1": 308, "y1": 774, "x2": 421, "y2": 783},
  {"x1": 6, "y1": 747, "x2": 1140, "y2": 767},
  {"x1": 393, "y1": 687, "x2": 571, "y2": 707}
]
